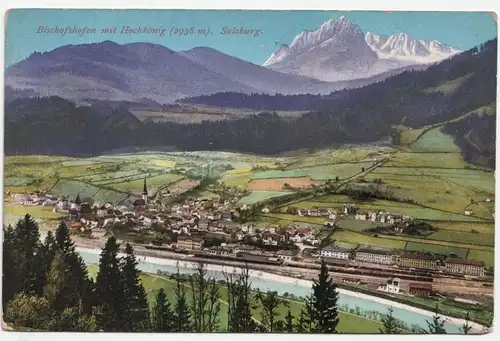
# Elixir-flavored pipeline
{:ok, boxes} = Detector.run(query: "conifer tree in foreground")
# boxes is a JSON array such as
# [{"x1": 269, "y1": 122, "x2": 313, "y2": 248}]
[
  {"x1": 2, "y1": 225, "x2": 17, "y2": 313},
  {"x1": 256, "y1": 290, "x2": 288, "y2": 332},
  {"x1": 189, "y1": 263, "x2": 221, "y2": 332},
  {"x1": 224, "y1": 264, "x2": 257, "y2": 332},
  {"x1": 172, "y1": 269, "x2": 192, "y2": 332},
  {"x1": 13, "y1": 215, "x2": 42, "y2": 295},
  {"x1": 310, "y1": 260, "x2": 339, "y2": 333},
  {"x1": 296, "y1": 295, "x2": 314, "y2": 332},
  {"x1": 424, "y1": 305, "x2": 447, "y2": 334},
  {"x1": 285, "y1": 309, "x2": 295, "y2": 332},
  {"x1": 461, "y1": 312, "x2": 472, "y2": 335},
  {"x1": 44, "y1": 222, "x2": 91, "y2": 314},
  {"x1": 379, "y1": 306, "x2": 400, "y2": 334},
  {"x1": 151, "y1": 288, "x2": 174, "y2": 332},
  {"x1": 121, "y1": 243, "x2": 150, "y2": 332},
  {"x1": 95, "y1": 236, "x2": 126, "y2": 331}
]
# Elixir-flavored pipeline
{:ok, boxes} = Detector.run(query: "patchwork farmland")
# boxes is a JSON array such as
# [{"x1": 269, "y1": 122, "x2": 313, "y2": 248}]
[{"x1": 3, "y1": 140, "x2": 495, "y2": 267}]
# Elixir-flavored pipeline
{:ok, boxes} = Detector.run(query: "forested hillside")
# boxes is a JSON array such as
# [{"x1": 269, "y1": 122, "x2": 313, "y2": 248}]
[{"x1": 4, "y1": 39, "x2": 496, "y2": 165}]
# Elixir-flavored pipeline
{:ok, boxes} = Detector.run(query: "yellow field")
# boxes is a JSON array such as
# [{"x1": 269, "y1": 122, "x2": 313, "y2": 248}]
[
  {"x1": 227, "y1": 168, "x2": 252, "y2": 174},
  {"x1": 3, "y1": 205, "x2": 65, "y2": 220}
]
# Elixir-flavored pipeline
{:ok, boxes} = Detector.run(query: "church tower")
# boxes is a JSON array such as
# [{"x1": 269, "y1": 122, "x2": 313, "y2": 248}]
[
  {"x1": 142, "y1": 178, "x2": 148, "y2": 204},
  {"x1": 74, "y1": 193, "x2": 82, "y2": 211}
]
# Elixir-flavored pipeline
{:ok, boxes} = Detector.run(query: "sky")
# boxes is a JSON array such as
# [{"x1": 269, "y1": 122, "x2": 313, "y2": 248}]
[{"x1": 4, "y1": 9, "x2": 498, "y2": 67}]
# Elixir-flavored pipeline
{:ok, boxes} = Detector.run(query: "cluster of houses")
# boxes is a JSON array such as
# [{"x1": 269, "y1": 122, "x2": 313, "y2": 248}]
[
  {"x1": 8, "y1": 181, "x2": 321, "y2": 254},
  {"x1": 319, "y1": 245, "x2": 486, "y2": 277},
  {"x1": 295, "y1": 205, "x2": 411, "y2": 225}
]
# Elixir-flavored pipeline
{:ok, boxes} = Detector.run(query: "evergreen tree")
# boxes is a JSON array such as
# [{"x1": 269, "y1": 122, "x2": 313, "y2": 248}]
[
  {"x1": 95, "y1": 236, "x2": 126, "y2": 331},
  {"x1": 13, "y1": 215, "x2": 42, "y2": 295},
  {"x1": 172, "y1": 269, "x2": 192, "y2": 332},
  {"x1": 310, "y1": 260, "x2": 339, "y2": 333},
  {"x1": 189, "y1": 263, "x2": 220, "y2": 332},
  {"x1": 379, "y1": 306, "x2": 400, "y2": 334},
  {"x1": 425, "y1": 305, "x2": 447, "y2": 334},
  {"x1": 44, "y1": 222, "x2": 91, "y2": 313},
  {"x1": 2, "y1": 225, "x2": 18, "y2": 313},
  {"x1": 285, "y1": 309, "x2": 294, "y2": 333},
  {"x1": 256, "y1": 290, "x2": 287, "y2": 332},
  {"x1": 38, "y1": 230, "x2": 57, "y2": 287},
  {"x1": 461, "y1": 312, "x2": 472, "y2": 335},
  {"x1": 120, "y1": 243, "x2": 149, "y2": 332},
  {"x1": 224, "y1": 264, "x2": 257, "y2": 332},
  {"x1": 151, "y1": 288, "x2": 174, "y2": 332},
  {"x1": 296, "y1": 296, "x2": 314, "y2": 332}
]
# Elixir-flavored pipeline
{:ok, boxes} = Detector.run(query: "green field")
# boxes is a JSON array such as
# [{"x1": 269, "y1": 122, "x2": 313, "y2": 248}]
[
  {"x1": 85, "y1": 265, "x2": 383, "y2": 333},
  {"x1": 404, "y1": 242, "x2": 468, "y2": 258},
  {"x1": 251, "y1": 162, "x2": 372, "y2": 181},
  {"x1": 102, "y1": 173, "x2": 184, "y2": 195},
  {"x1": 335, "y1": 218, "x2": 391, "y2": 232},
  {"x1": 410, "y1": 127, "x2": 461, "y2": 153},
  {"x1": 466, "y1": 249, "x2": 494, "y2": 267},
  {"x1": 259, "y1": 213, "x2": 326, "y2": 225},
  {"x1": 426, "y1": 230, "x2": 494, "y2": 247},
  {"x1": 237, "y1": 191, "x2": 293, "y2": 205},
  {"x1": 384, "y1": 152, "x2": 468, "y2": 168},
  {"x1": 330, "y1": 230, "x2": 407, "y2": 249},
  {"x1": 429, "y1": 221, "x2": 494, "y2": 234}
]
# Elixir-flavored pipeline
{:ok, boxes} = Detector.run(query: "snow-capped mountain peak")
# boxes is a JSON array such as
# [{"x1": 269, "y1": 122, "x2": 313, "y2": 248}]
[
  {"x1": 366, "y1": 31, "x2": 461, "y2": 62},
  {"x1": 263, "y1": 16, "x2": 461, "y2": 82},
  {"x1": 263, "y1": 16, "x2": 365, "y2": 67}
]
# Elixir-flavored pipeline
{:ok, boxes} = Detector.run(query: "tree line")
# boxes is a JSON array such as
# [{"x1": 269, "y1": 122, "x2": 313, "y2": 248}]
[{"x1": 2, "y1": 214, "x2": 475, "y2": 333}]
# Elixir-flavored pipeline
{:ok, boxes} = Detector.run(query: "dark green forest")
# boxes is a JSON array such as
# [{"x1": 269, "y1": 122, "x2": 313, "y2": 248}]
[{"x1": 4, "y1": 39, "x2": 496, "y2": 167}]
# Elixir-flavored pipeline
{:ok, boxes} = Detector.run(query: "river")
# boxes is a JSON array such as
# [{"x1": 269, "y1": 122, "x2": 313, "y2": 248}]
[{"x1": 77, "y1": 248, "x2": 484, "y2": 334}]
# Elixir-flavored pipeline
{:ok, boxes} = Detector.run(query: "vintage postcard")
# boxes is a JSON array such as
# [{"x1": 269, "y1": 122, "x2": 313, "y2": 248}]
[{"x1": 1, "y1": 8, "x2": 497, "y2": 334}]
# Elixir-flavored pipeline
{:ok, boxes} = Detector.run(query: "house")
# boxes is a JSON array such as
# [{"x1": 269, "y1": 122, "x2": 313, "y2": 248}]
[
  {"x1": 397, "y1": 252, "x2": 438, "y2": 270},
  {"x1": 275, "y1": 250, "x2": 297, "y2": 262},
  {"x1": 207, "y1": 246, "x2": 232, "y2": 257},
  {"x1": 355, "y1": 211, "x2": 368, "y2": 220},
  {"x1": 369, "y1": 212, "x2": 378, "y2": 221},
  {"x1": 343, "y1": 205, "x2": 357, "y2": 215},
  {"x1": 409, "y1": 283, "x2": 433, "y2": 297},
  {"x1": 176, "y1": 235, "x2": 204, "y2": 250},
  {"x1": 354, "y1": 246, "x2": 395, "y2": 265},
  {"x1": 307, "y1": 208, "x2": 321, "y2": 217},
  {"x1": 320, "y1": 245, "x2": 350, "y2": 260},
  {"x1": 464, "y1": 209, "x2": 473, "y2": 216},
  {"x1": 378, "y1": 278, "x2": 401, "y2": 294},
  {"x1": 261, "y1": 207, "x2": 270, "y2": 213},
  {"x1": 323, "y1": 221, "x2": 336, "y2": 228},
  {"x1": 445, "y1": 258, "x2": 485, "y2": 277}
]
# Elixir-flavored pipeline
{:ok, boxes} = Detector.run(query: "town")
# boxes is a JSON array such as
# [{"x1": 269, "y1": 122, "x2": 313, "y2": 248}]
[{"x1": 7, "y1": 177, "x2": 488, "y2": 293}]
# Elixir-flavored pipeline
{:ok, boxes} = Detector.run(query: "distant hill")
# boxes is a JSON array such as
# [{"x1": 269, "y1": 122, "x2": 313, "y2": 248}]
[
  {"x1": 5, "y1": 41, "x2": 387, "y2": 103},
  {"x1": 4, "y1": 39, "x2": 496, "y2": 168}
]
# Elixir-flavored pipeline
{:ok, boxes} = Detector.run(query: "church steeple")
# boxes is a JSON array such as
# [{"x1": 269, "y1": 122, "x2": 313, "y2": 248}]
[
  {"x1": 142, "y1": 178, "x2": 148, "y2": 204},
  {"x1": 75, "y1": 193, "x2": 81, "y2": 205}
]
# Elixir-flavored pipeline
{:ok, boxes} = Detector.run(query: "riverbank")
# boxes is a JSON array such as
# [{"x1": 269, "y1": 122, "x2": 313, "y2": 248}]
[{"x1": 76, "y1": 246, "x2": 487, "y2": 333}]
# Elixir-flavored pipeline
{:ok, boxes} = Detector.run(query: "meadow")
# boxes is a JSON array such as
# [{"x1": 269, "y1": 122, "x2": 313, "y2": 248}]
[{"x1": 86, "y1": 264, "x2": 383, "y2": 333}]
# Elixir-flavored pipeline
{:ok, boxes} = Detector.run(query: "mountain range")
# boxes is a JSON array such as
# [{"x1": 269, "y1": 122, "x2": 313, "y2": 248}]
[
  {"x1": 4, "y1": 41, "x2": 362, "y2": 104},
  {"x1": 263, "y1": 16, "x2": 461, "y2": 82},
  {"x1": 5, "y1": 16, "x2": 462, "y2": 103}
]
